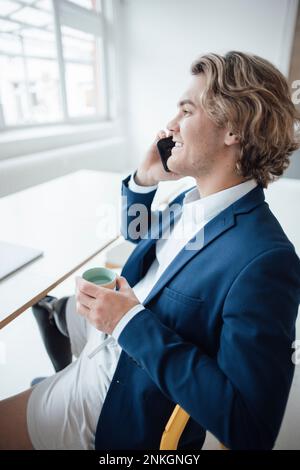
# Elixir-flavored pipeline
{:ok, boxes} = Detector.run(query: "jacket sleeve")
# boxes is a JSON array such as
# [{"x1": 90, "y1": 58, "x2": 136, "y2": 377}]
[
  {"x1": 121, "y1": 174, "x2": 158, "y2": 244},
  {"x1": 118, "y1": 247, "x2": 300, "y2": 449}
]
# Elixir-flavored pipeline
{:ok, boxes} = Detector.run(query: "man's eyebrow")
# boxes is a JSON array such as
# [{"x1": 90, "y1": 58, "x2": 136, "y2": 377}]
[{"x1": 177, "y1": 99, "x2": 196, "y2": 108}]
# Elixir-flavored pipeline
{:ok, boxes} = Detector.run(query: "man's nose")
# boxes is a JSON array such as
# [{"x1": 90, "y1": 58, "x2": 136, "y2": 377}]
[{"x1": 166, "y1": 116, "x2": 180, "y2": 133}]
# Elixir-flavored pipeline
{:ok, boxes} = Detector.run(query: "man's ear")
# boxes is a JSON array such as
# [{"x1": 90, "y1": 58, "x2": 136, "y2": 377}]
[{"x1": 224, "y1": 131, "x2": 240, "y2": 146}]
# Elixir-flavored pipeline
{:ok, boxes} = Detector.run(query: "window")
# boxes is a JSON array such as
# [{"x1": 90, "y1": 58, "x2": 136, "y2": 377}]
[{"x1": 0, "y1": 0, "x2": 109, "y2": 130}]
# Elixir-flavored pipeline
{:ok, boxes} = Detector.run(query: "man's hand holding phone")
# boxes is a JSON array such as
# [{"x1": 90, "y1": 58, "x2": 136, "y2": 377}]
[{"x1": 134, "y1": 130, "x2": 181, "y2": 186}]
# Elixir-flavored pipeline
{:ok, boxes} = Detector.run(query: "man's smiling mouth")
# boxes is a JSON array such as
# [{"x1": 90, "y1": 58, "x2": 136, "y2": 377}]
[{"x1": 173, "y1": 141, "x2": 184, "y2": 148}]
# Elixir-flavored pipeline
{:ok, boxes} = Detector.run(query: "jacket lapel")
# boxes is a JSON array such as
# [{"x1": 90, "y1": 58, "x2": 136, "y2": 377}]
[
  {"x1": 143, "y1": 184, "x2": 265, "y2": 305},
  {"x1": 142, "y1": 207, "x2": 236, "y2": 305},
  {"x1": 122, "y1": 184, "x2": 265, "y2": 301}
]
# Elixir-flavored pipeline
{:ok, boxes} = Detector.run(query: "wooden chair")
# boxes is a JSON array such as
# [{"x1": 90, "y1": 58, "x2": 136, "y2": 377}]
[
  {"x1": 159, "y1": 405, "x2": 190, "y2": 450},
  {"x1": 160, "y1": 404, "x2": 228, "y2": 450}
]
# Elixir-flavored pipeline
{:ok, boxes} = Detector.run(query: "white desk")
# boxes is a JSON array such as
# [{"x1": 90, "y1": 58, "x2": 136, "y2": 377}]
[{"x1": 0, "y1": 170, "x2": 124, "y2": 328}]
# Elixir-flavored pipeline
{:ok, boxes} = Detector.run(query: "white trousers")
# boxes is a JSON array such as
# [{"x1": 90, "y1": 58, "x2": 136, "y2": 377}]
[{"x1": 27, "y1": 295, "x2": 121, "y2": 450}]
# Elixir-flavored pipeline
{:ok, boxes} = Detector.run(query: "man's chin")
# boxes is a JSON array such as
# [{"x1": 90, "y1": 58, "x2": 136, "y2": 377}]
[
  {"x1": 167, "y1": 156, "x2": 179, "y2": 173},
  {"x1": 167, "y1": 158, "x2": 187, "y2": 177}
]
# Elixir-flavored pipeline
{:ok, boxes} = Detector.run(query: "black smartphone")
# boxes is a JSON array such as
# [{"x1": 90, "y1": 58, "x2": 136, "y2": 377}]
[{"x1": 157, "y1": 136, "x2": 175, "y2": 172}]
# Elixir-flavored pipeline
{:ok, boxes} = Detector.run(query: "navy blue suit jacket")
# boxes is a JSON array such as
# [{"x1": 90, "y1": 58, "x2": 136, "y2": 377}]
[{"x1": 94, "y1": 175, "x2": 300, "y2": 450}]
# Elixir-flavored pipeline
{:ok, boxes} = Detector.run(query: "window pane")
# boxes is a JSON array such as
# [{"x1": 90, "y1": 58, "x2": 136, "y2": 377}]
[
  {"x1": 22, "y1": 29, "x2": 57, "y2": 59},
  {"x1": 35, "y1": 0, "x2": 52, "y2": 11},
  {"x1": 26, "y1": 58, "x2": 62, "y2": 123},
  {"x1": 62, "y1": 26, "x2": 96, "y2": 62},
  {"x1": 11, "y1": 7, "x2": 52, "y2": 27},
  {"x1": 0, "y1": 33, "x2": 22, "y2": 55},
  {"x1": 14, "y1": 0, "x2": 36, "y2": 3},
  {"x1": 69, "y1": 0, "x2": 100, "y2": 12},
  {"x1": 0, "y1": 18, "x2": 20, "y2": 32},
  {"x1": 0, "y1": 1, "x2": 20, "y2": 16},
  {"x1": 0, "y1": 56, "x2": 29, "y2": 125},
  {"x1": 65, "y1": 63, "x2": 97, "y2": 117},
  {"x1": 0, "y1": 56, "x2": 62, "y2": 126},
  {"x1": 62, "y1": 26, "x2": 105, "y2": 118}
]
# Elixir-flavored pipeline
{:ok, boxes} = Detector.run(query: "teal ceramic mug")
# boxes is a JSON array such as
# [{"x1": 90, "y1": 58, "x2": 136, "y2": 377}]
[{"x1": 82, "y1": 267, "x2": 117, "y2": 290}]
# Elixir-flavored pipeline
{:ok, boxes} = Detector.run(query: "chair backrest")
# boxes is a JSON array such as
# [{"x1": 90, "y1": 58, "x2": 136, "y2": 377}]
[
  {"x1": 159, "y1": 405, "x2": 190, "y2": 450},
  {"x1": 159, "y1": 404, "x2": 228, "y2": 450}
]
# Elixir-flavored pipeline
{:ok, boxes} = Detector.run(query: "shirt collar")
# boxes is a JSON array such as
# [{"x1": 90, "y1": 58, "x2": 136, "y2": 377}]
[{"x1": 182, "y1": 179, "x2": 258, "y2": 225}]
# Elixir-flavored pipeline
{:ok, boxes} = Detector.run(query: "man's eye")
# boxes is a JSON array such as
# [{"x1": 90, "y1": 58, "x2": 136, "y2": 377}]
[{"x1": 182, "y1": 109, "x2": 190, "y2": 115}]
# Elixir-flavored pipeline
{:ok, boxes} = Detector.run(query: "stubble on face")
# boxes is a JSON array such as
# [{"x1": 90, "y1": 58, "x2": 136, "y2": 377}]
[{"x1": 167, "y1": 74, "x2": 228, "y2": 179}]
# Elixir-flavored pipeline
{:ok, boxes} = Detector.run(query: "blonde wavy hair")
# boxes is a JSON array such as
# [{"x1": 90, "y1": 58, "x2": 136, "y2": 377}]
[{"x1": 191, "y1": 51, "x2": 300, "y2": 187}]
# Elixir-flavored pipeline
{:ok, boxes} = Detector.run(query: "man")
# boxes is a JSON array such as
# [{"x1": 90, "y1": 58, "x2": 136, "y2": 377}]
[{"x1": 1, "y1": 51, "x2": 300, "y2": 450}]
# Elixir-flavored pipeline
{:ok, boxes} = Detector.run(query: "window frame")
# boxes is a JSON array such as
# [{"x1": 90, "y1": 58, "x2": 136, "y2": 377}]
[{"x1": 0, "y1": 0, "x2": 113, "y2": 132}]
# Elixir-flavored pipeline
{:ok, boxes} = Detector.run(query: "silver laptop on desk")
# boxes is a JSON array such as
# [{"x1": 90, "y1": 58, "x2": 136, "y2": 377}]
[{"x1": 0, "y1": 241, "x2": 43, "y2": 281}]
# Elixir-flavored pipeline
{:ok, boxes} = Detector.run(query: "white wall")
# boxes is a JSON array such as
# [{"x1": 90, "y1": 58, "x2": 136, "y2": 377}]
[
  {"x1": 122, "y1": 0, "x2": 299, "y2": 171},
  {"x1": 285, "y1": 149, "x2": 300, "y2": 179},
  {"x1": 0, "y1": 137, "x2": 127, "y2": 197}
]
